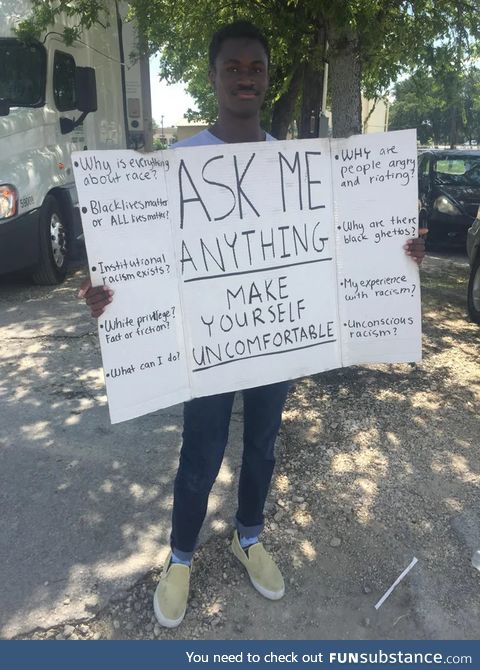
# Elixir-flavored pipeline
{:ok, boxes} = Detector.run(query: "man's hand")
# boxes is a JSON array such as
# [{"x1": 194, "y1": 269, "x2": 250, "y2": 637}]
[
  {"x1": 404, "y1": 227, "x2": 428, "y2": 265},
  {"x1": 78, "y1": 278, "x2": 113, "y2": 318}
]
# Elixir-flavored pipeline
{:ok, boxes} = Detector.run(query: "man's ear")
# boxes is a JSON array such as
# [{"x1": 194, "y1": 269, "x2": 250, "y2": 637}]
[{"x1": 208, "y1": 68, "x2": 216, "y2": 90}]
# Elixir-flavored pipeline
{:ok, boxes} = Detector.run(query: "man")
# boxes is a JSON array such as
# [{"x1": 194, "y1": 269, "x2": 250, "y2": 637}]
[{"x1": 79, "y1": 20, "x2": 426, "y2": 629}]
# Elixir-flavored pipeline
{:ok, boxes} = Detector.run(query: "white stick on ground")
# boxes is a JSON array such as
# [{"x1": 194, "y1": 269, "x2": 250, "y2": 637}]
[{"x1": 374, "y1": 557, "x2": 418, "y2": 610}]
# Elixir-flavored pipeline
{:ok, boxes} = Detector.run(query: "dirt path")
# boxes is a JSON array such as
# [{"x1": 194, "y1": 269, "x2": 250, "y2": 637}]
[{"x1": 15, "y1": 255, "x2": 480, "y2": 640}]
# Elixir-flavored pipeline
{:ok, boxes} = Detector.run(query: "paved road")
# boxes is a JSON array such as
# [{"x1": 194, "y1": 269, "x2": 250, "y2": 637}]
[
  {"x1": 427, "y1": 248, "x2": 469, "y2": 266},
  {"x1": 0, "y1": 248, "x2": 471, "y2": 638},
  {"x1": 0, "y1": 264, "x2": 244, "y2": 638}
]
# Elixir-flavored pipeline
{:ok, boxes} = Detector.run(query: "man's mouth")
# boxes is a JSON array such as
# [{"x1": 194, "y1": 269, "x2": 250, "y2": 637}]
[{"x1": 235, "y1": 89, "x2": 258, "y2": 100}]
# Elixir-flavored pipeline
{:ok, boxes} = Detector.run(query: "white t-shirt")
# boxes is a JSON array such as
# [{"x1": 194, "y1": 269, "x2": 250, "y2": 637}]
[{"x1": 172, "y1": 128, "x2": 275, "y2": 148}]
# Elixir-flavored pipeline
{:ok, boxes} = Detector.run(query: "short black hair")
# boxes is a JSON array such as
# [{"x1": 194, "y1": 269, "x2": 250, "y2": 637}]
[{"x1": 208, "y1": 20, "x2": 270, "y2": 68}]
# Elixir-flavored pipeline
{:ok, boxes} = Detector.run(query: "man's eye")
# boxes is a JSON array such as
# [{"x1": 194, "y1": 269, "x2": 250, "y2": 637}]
[{"x1": 227, "y1": 66, "x2": 238, "y2": 72}]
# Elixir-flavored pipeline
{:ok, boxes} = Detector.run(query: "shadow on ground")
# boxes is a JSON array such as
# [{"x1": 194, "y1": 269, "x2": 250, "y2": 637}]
[{"x1": 1, "y1": 255, "x2": 479, "y2": 640}]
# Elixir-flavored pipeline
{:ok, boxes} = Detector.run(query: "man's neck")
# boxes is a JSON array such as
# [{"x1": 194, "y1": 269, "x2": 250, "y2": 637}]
[{"x1": 209, "y1": 115, "x2": 265, "y2": 143}]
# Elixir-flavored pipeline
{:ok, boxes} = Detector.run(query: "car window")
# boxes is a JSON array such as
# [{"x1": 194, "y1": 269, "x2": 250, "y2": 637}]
[
  {"x1": 0, "y1": 39, "x2": 46, "y2": 106},
  {"x1": 465, "y1": 163, "x2": 480, "y2": 186},
  {"x1": 433, "y1": 157, "x2": 480, "y2": 186},
  {"x1": 53, "y1": 51, "x2": 76, "y2": 111}
]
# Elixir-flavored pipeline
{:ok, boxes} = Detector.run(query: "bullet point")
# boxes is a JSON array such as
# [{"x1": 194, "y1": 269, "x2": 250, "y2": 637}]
[
  {"x1": 74, "y1": 161, "x2": 79, "y2": 167},
  {"x1": 335, "y1": 155, "x2": 339, "y2": 160},
  {"x1": 100, "y1": 324, "x2": 104, "y2": 329},
  {"x1": 81, "y1": 207, "x2": 87, "y2": 213},
  {"x1": 106, "y1": 373, "x2": 110, "y2": 378},
  {"x1": 337, "y1": 226, "x2": 341, "y2": 230},
  {"x1": 92, "y1": 266, "x2": 96, "y2": 272}
]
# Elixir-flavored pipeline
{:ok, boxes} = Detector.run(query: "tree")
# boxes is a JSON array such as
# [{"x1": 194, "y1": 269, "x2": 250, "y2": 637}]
[
  {"x1": 131, "y1": 0, "x2": 480, "y2": 138},
  {"x1": 16, "y1": 0, "x2": 480, "y2": 139},
  {"x1": 389, "y1": 62, "x2": 480, "y2": 146},
  {"x1": 389, "y1": 72, "x2": 448, "y2": 145},
  {"x1": 389, "y1": 4, "x2": 480, "y2": 149},
  {"x1": 464, "y1": 67, "x2": 480, "y2": 144}
]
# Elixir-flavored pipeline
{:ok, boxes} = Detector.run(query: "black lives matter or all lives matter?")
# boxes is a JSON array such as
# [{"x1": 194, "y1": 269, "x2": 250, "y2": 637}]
[{"x1": 74, "y1": 155, "x2": 170, "y2": 229}]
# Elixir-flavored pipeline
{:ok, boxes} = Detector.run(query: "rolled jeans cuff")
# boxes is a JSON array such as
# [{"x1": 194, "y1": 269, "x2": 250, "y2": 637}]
[
  {"x1": 235, "y1": 517, "x2": 263, "y2": 539},
  {"x1": 171, "y1": 545, "x2": 195, "y2": 562}
]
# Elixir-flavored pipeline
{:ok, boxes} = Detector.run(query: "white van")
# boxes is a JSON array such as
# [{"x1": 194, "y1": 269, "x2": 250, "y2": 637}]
[{"x1": 0, "y1": 0, "x2": 151, "y2": 283}]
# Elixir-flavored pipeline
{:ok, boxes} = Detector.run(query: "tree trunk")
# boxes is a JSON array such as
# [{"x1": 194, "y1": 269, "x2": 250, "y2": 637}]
[
  {"x1": 328, "y1": 26, "x2": 362, "y2": 138},
  {"x1": 298, "y1": 60, "x2": 324, "y2": 139},
  {"x1": 298, "y1": 26, "x2": 326, "y2": 139},
  {"x1": 449, "y1": 104, "x2": 459, "y2": 148},
  {"x1": 270, "y1": 64, "x2": 304, "y2": 139}
]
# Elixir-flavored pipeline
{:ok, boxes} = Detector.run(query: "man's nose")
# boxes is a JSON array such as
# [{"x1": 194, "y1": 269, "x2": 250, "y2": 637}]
[{"x1": 236, "y1": 68, "x2": 254, "y2": 86}]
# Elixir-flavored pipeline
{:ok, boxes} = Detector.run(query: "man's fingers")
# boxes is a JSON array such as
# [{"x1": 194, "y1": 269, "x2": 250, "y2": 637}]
[
  {"x1": 78, "y1": 277, "x2": 92, "y2": 298},
  {"x1": 86, "y1": 294, "x2": 111, "y2": 308},
  {"x1": 78, "y1": 281, "x2": 113, "y2": 318},
  {"x1": 91, "y1": 306, "x2": 107, "y2": 317},
  {"x1": 85, "y1": 287, "x2": 113, "y2": 301},
  {"x1": 403, "y1": 236, "x2": 426, "y2": 265}
]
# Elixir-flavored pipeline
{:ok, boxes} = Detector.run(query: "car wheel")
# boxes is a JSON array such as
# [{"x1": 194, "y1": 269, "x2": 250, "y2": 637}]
[
  {"x1": 31, "y1": 195, "x2": 68, "y2": 285},
  {"x1": 467, "y1": 252, "x2": 480, "y2": 324}
]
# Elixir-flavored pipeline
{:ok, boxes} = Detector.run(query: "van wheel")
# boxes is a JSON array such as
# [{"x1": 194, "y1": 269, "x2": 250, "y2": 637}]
[
  {"x1": 31, "y1": 195, "x2": 68, "y2": 285},
  {"x1": 467, "y1": 253, "x2": 480, "y2": 324}
]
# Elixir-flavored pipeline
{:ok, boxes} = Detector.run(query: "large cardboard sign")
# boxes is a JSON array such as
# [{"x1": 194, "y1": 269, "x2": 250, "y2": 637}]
[{"x1": 72, "y1": 129, "x2": 421, "y2": 423}]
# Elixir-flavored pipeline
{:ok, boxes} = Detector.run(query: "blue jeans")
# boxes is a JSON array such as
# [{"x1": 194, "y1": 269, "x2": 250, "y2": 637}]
[{"x1": 170, "y1": 381, "x2": 290, "y2": 560}]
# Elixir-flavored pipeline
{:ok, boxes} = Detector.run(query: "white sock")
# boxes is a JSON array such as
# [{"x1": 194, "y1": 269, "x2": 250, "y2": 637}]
[
  {"x1": 171, "y1": 551, "x2": 191, "y2": 566},
  {"x1": 240, "y1": 534, "x2": 259, "y2": 549}
]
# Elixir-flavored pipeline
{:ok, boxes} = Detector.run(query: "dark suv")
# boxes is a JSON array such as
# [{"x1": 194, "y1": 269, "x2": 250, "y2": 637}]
[
  {"x1": 467, "y1": 215, "x2": 480, "y2": 323},
  {"x1": 418, "y1": 150, "x2": 480, "y2": 245}
]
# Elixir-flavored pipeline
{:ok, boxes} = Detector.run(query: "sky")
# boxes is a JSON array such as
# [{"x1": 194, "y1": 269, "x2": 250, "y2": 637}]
[{"x1": 149, "y1": 54, "x2": 197, "y2": 127}]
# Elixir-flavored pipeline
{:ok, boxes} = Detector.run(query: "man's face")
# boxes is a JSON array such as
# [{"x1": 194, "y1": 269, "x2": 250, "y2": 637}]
[{"x1": 209, "y1": 37, "x2": 269, "y2": 119}]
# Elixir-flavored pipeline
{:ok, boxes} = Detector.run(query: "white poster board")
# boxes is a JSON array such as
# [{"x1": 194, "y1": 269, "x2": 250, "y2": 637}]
[{"x1": 72, "y1": 129, "x2": 421, "y2": 423}]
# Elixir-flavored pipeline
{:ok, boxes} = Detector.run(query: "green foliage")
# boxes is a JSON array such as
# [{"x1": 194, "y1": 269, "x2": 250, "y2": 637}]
[
  {"x1": 121, "y1": 0, "x2": 480, "y2": 138},
  {"x1": 389, "y1": 64, "x2": 480, "y2": 146},
  {"x1": 133, "y1": 0, "x2": 316, "y2": 129},
  {"x1": 15, "y1": 0, "x2": 111, "y2": 44},
  {"x1": 153, "y1": 136, "x2": 168, "y2": 150},
  {"x1": 389, "y1": 72, "x2": 447, "y2": 144},
  {"x1": 389, "y1": 5, "x2": 480, "y2": 148},
  {"x1": 13, "y1": 0, "x2": 480, "y2": 138}
]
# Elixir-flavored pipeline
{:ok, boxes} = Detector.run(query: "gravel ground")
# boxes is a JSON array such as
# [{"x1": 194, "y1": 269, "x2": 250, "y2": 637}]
[{"x1": 12, "y1": 254, "x2": 480, "y2": 640}]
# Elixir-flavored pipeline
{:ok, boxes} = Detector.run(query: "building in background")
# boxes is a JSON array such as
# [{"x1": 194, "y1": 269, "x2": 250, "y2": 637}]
[
  {"x1": 152, "y1": 124, "x2": 176, "y2": 147},
  {"x1": 153, "y1": 95, "x2": 389, "y2": 146},
  {"x1": 362, "y1": 96, "x2": 390, "y2": 134},
  {"x1": 175, "y1": 118, "x2": 209, "y2": 142}
]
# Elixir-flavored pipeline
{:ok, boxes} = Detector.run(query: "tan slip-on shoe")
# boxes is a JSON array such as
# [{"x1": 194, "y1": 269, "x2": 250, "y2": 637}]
[
  {"x1": 153, "y1": 552, "x2": 191, "y2": 628},
  {"x1": 231, "y1": 532, "x2": 285, "y2": 600}
]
